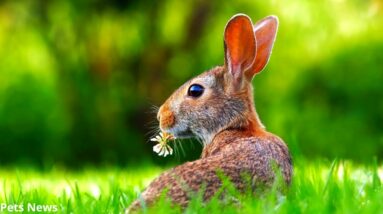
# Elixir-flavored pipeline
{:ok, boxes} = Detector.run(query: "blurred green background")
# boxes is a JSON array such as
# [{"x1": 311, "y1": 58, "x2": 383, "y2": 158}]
[{"x1": 0, "y1": 0, "x2": 382, "y2": 168}]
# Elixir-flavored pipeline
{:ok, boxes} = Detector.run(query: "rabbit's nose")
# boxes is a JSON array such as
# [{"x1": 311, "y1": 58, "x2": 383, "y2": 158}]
[{"x1": 157, "y1": 105, "x2": 175, "y2": 129}]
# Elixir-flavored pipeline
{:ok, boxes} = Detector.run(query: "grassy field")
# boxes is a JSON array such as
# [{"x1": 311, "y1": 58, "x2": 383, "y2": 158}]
[{"x1": 0, "y1": 159, "x2": 382, "y2": 214}]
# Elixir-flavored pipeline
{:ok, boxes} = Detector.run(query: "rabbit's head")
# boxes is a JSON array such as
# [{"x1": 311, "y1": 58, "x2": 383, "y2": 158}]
[{"x1": 157, "y1": 14, "x2": 278, "y2": 144}]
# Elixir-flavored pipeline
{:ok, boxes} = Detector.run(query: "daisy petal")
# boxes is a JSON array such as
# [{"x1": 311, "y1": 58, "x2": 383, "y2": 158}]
[
  {"x1": 164, "y1": 149, "x2": 169, "y2": 157},
  {"x1": 158, "y1": 147, "x2": 165, "y2": 156},
  {"x1": 153, "y1": 144, "x2": 161, "y2": 153},
  {"x1": 167, "y1": 146, "x2": 173, "y2": 155}
]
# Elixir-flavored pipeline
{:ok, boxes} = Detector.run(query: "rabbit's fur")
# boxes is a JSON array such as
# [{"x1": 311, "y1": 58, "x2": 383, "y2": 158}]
[{"x1": 127, "y1": 14, "x2": 292, "y2": 212}]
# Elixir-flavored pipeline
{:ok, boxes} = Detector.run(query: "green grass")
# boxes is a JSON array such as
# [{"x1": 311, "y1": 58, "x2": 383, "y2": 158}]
[{"x1": 0, "y1": 159, "x2": 382, "y2": 213}]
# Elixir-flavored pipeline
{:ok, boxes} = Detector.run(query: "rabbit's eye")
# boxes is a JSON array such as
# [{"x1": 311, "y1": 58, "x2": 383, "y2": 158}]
[{"x1": 188, "y1": 84, "x2": 204, "y2": 98}]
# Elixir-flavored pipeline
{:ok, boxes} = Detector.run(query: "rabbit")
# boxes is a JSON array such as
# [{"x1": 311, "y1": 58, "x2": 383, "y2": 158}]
[{"x1": 126, "y1": 14, "x2": 292, "y2": 213}]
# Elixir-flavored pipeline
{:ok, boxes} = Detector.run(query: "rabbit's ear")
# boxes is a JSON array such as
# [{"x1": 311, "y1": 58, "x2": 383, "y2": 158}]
[
  {"x1": 247, "y1": 16, "x2": 278, "y2": 78},
  {"x1": 224, "y1": 14, "x2": 257, "y2": 86}
]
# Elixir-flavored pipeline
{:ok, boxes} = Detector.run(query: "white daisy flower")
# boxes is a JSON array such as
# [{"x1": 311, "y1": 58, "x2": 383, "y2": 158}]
[{"x1": 150, "y1": 132, "x2": 174, "y2": 157}]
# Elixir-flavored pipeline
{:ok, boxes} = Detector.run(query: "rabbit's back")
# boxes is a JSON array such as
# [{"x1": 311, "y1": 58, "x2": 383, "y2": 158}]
[
  {"x1": 236, "y1": 135, "x2": 292, "y2": 185},
  {"x1": 127, "y1": 135, "x2": 292, "y2": 211},
  {"x1": 202, "y1": 133, "x2": 292, "y2": 186}
]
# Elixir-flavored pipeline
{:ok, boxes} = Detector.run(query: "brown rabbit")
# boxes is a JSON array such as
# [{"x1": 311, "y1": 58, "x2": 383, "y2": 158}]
[{"x1": 126, "y1": 14, "x2": 292, "y2": 213}]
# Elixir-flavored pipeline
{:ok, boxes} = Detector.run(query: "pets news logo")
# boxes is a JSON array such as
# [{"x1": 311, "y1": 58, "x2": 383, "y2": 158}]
[{"x1": 1, "y1": 203, "x2": 58, "y2": 212}]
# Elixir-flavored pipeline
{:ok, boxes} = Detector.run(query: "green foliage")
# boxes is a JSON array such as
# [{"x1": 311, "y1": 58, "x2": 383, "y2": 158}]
[
  {"x1": 0, "y1": 160, "x2": 382, "y2": 213},
  {"x1": 0, "y1": 0, "x2": 382, "y2": 165}
]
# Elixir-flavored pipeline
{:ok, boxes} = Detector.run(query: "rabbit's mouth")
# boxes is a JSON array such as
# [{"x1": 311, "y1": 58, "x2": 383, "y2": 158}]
[
  {"x1": 174, "y1": 128, "x2": 194, "y2": 138},
  {"x1": 163, "y1": 126, "x2": 194, "y2": 139}
]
